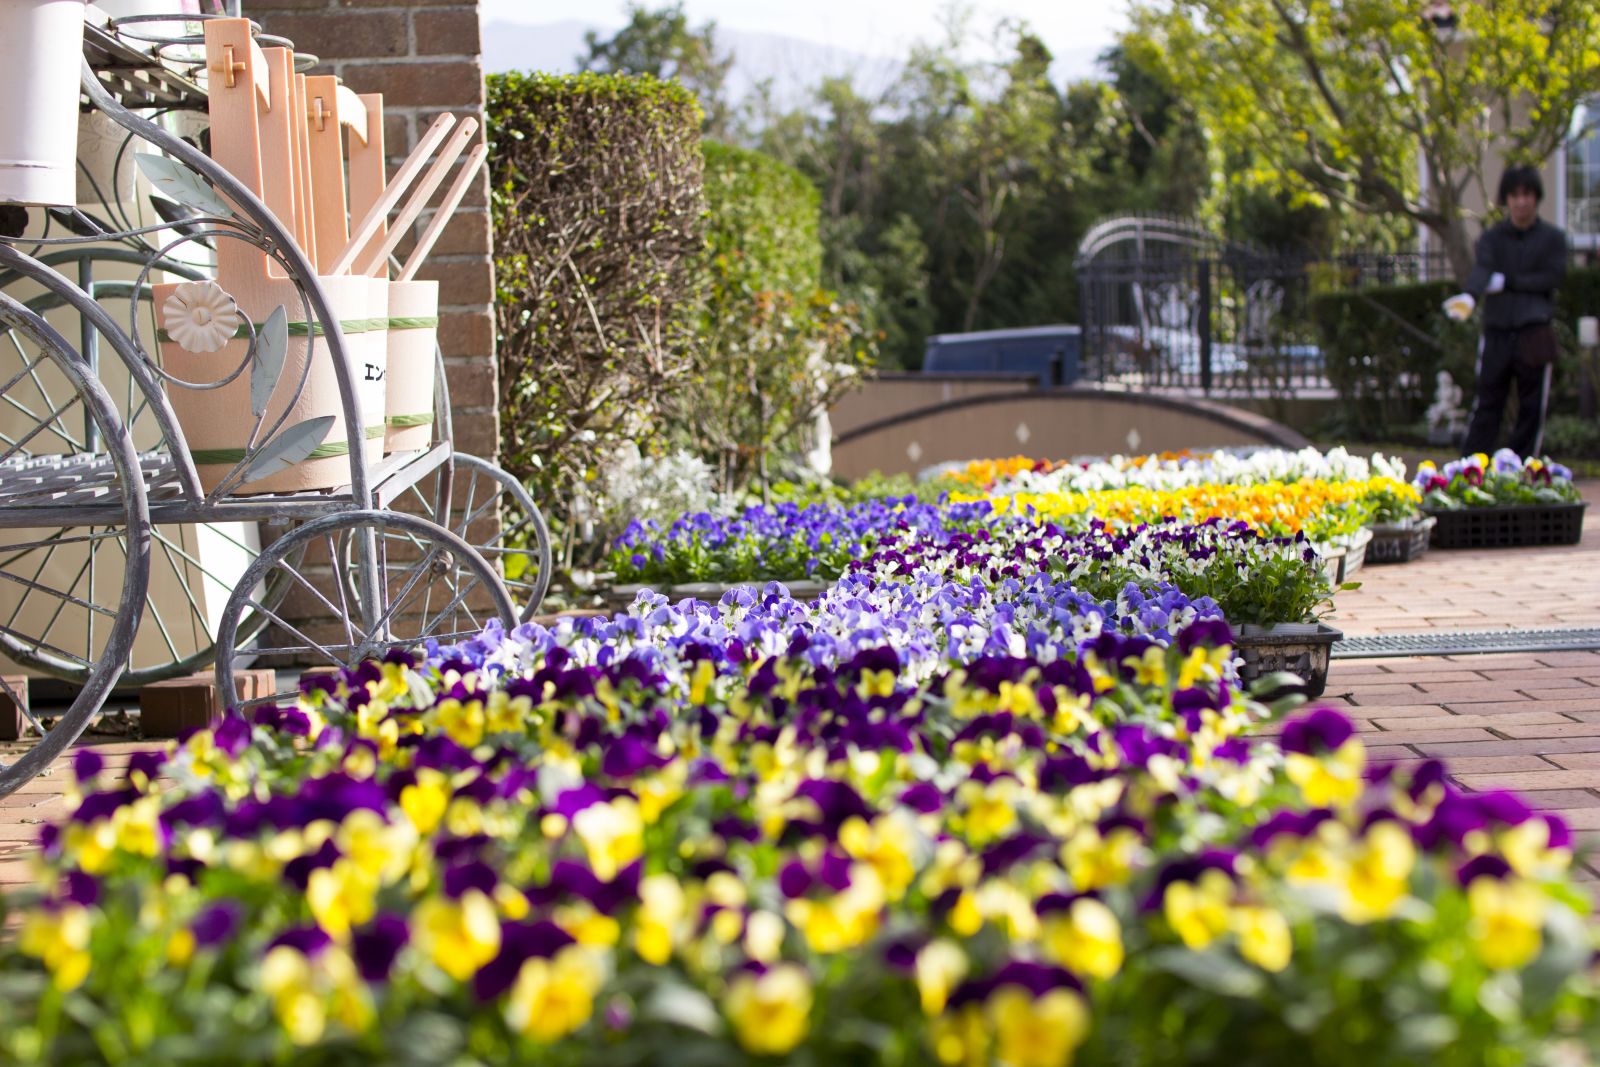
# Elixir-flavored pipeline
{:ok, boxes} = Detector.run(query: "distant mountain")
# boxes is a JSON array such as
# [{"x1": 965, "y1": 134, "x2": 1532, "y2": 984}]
[{"x1": 481, "y1": 20, "x2": 1106, "y2": 109}]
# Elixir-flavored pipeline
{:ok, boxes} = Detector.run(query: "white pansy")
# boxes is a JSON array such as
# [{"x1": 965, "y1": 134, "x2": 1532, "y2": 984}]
[{"x1": 161, "y1": 280, "x2": 242, "y2": 354}]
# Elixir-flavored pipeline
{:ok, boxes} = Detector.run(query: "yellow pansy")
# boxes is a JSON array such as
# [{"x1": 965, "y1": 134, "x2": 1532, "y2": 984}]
[
  {"x1": 1163, "y1": 869, "x2": 1233, "y2": 949},
  {"x1": 1341, "y1": 821, "x2": 1415, "y2": 923},
  {"x1": 1467, "y1": 876, "x2": 1545, "y2": 970},
  {"x1": 1231, "y1": 905, "x2": 1292, "y2": 972},
  {"x1": 571, "y1": 798, "x2": 645, "y2": 881},
  {"x1": 726, "y1": 963, "x2": 813, "y2": 1056},
  {"x1": 1044, "y1": 897, "x2": 1124, "y2": 979},
  {"x1": 988, "y1": 985, "x2": 1091, "y2": 1067},
  {"x1": 413, "y1": 889, "x2": 501, "y2": 982},
  {"x1": 19, "y1": 905, "x2": 91, "y2": 992},
  {"x1": 915, "y1": 939, "x2": 969, "y2": 1014},
  {"x1": 504, "y1": 944, "x2": 607, "y2": 1042},
  {"x1": 839, "y1": 813, "x2": 919, "y2": 900},
  {"x1": 399, "y1": 769, "x2": 451, "y2": 834},
  {"x1": 1284, "y1": 737, "x2": 1366, "y2": 809},
  {"x1": 306, "y1": 859, "x2": 379, "y2": 941}
]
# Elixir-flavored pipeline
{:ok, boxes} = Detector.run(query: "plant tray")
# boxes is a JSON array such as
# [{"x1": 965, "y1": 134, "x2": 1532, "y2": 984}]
[
  {"x1": 1337, "y1": 527, "x2": 1374, "y2": 582},
  {"x1": 1233, "y1": 622, "x2": 1342, "y2": 699},
  {"x1": 1366, "y1": 516, "x2": 1436, "y2": 564},
  {"x1": 1424, "y1": 502, "x2": 1587, "y2": 549}
]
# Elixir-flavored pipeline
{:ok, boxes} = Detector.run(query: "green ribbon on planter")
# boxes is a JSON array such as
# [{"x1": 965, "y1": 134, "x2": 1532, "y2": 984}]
[
  {"x1": 190, "y1": 425, "x2": 386, "y2": 466},
  {"x1": 384, "y1": 413, "x2": 434, "y2": 428},
  {"x1": 154, "y1": 318, "x2": 389, "y2": 343},
  {"x1": 385, "y1": 316, "x2": 439, "y2": 331}
]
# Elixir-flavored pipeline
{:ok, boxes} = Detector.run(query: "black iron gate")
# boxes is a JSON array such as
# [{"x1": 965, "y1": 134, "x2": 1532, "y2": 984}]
[{"x1": 1075, "y1": 216, "x2": 1449, "y2": 395}]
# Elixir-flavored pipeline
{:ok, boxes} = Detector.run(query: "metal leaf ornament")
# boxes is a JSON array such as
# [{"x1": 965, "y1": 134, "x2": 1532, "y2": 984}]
[
  {"x1": 134, "y1": 154, "x2": 231, "y2": 218},
  {"x1": 245, "y1": 416, "x2": 335, "y2": 482},
  {"x1": 250, "y1": 306, "x2": 289, "y2": 417}
]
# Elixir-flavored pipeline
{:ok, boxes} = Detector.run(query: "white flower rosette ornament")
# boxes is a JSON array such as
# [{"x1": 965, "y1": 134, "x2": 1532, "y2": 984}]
[{"x1": 161, "y1": 280, "x2": 243, "y2": 354}]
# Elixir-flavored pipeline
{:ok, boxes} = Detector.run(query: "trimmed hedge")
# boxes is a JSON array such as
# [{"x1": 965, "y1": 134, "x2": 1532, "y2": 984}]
[
  {"x1": 1312, "y1": 264, "x2": 1600, "y2": 439},
  {"x1": 680, "y1": 143, "x2": 872, "y2": 491},
  {"x1": 702, "y1": 141, "x2": 821, "y2": 297},
  {"x1": 486, "y1": 71, "x2": 705, "y2": 516}
]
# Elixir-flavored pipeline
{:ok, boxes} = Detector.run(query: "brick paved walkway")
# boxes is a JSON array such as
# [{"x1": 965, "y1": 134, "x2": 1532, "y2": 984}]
[
  {"x1": 1322, "y1": 481, "x2": 1600, "y2": 882},
  {"x1": 1329, "y1": 481, "x2": 1600, "y2": 634}
]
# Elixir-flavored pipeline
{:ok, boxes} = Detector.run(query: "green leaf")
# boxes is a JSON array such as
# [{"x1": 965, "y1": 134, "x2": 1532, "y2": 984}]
[
  {"x1": 244, "y1": 416, "x2": 335, "y2": 482},
  {"x1": 1147, "y1": 946, "x2": 1267, "y2": 998},
  {"x1": 135, "y1": 154, "x2": 231, "y2": 217},
  {"x1": 249, "y1": 306, "x2": 288, "y2": 418}
]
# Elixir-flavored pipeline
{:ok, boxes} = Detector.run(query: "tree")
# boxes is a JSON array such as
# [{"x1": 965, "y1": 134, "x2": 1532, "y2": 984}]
[
  {"x1": 580, "y1": 2, "x2": 737, "y2": 138},
  {"x1": 1126, "y1": 0, "x2": 1600, "y2": 278}
]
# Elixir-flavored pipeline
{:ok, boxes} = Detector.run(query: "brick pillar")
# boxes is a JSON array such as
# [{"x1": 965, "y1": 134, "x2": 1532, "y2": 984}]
[{"x1": 245, "y1": 0, "x2": 499, "y2": 463}]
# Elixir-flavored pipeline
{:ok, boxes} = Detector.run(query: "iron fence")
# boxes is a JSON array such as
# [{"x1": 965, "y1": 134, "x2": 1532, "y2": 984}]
[{"x1": 1077, "y1": 248, "x2": 1454, "y2": 394}]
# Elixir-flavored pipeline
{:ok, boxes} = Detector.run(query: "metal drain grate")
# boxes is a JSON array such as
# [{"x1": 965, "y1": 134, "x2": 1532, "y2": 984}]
[{"x1": 1332, "y1": 627, "x2": 1600, "y2": 659}]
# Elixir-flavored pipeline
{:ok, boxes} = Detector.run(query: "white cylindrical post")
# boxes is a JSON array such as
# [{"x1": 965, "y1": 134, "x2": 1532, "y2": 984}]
[{"x1": 0, "y1": 1, "x2": 89, "y2": 207}]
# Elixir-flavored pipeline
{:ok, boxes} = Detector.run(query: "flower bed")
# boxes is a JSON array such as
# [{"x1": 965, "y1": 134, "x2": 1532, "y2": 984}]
[
  {"x1": 1, "y1": 500, "x2": 1595, "y2": 1063},
  {"x1": 2, "y1": 633, "x2": 1592, "y2": 1063}
]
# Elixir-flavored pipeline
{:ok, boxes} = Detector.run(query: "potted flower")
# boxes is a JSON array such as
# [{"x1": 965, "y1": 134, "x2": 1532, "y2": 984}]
[
  {"x1": 1362, "y1": 480, "x2": 1435, "y2": 564},
  {"x1": 1414, "y1": 450, "x2": 1586, "y2": 549}
]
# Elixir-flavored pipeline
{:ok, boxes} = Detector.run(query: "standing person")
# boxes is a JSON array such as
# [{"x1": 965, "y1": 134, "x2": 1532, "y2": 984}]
[{"x1": 1444, "y1": 165, "x2": 1568, "y2": 457}]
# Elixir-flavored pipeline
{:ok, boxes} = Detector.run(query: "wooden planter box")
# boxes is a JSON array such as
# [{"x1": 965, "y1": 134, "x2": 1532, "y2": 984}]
[
  {"x1": 1233, "y1": 622, "x2": 1342, "y2": 699},
  {"x1": 1366, "y1": 516, "x2": 1436, "y2": 564},
  {"x1": 1424, "y1": 502, "x2": 1587, "y2": 549}
]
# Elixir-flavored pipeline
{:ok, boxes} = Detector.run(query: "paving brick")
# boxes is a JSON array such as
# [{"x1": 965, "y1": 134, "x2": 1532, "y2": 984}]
[
  {"x1": 1551, "y1": 808, "x2": 1600, "y2": 830},
  {"x1": 1442, "y1": 699, "x2": 1594, "y2": 716},
  {"x1": 1371, "y1": 711, "x2": 1572, "y2": 731},
  {"x1": 1352, "y1": 727, "x2": 1501, "y2": 745},
  {"x1": 1416, "y1": 755, "x2": 1558, "y2": 774},
  {"x1": 1413, "y1": 736, "x2": 1600, "y2": 758},
  {"x1": 1338, "y1": 703, "x2": 1451, "y2": 720},
  {"x1": 1413, "y1": 683, "x2": 1531, "y2": 702},
  {"x1": 1499, "y1": 722, "x2": 1600, "y2": 739},
  {"x1": 1344, "y1": 684, "x2": 1424, "y2": 704},
  {"x1": 1453, "y1": 770, "x2": 1600, "y2": 792},
  {"x1": 1548, "y1": 752, "x2": 1600, "y2": 769},
  {"x1": 1508, "y1": 790, "x2": 1600, "y2": 809}
]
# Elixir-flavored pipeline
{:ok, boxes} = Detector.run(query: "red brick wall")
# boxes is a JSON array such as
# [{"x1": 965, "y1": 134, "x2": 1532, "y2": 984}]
[{"x1": 246, "y1": 0, "x2": 498, "y2": 462}]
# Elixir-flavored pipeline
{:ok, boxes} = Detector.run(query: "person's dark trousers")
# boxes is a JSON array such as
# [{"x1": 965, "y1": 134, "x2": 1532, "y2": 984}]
[{"x1": 1461, "y1": 327, "x2": 1552, "y2": 456}]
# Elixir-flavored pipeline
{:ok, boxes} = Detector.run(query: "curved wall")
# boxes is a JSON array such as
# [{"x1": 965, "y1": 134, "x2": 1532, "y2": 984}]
[{"x1": 832, "y1": 386, "x2": 1310, "y2": 480}]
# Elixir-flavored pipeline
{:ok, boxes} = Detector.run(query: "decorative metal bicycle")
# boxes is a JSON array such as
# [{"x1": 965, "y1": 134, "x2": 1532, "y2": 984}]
[{"x1": 0, "y1": 11, "x2": 551, "y2": 795}]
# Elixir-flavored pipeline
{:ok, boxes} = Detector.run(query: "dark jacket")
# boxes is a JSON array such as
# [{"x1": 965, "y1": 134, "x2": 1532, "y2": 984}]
[{"x1": 1466, "y1": 218, "x2": 1568, "y2": 331}]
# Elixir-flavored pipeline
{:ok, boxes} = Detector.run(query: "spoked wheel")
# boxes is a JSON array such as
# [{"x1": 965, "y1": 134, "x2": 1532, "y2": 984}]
[
  {"x1": 362, "y1": 452, "x2": 552, "y2": 622},
  {"x1": 0, "y1": 293, "x2": 150, "y2": 796},
  {"x1": 214, "y1": 510, "x2": 517, "y2": 710},
  {"x1": 5, "y1": 259, "x2": 281, "y2": 684}
]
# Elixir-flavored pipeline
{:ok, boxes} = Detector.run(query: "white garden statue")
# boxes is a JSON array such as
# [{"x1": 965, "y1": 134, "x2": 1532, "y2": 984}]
[{"x1": 1425, "y1": 370, "x2": 1466, "y2": 443}]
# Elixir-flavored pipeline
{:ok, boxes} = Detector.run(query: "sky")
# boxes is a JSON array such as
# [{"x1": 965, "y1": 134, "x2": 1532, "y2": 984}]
[{"x1": 481, "y1": 0, "x2": 1128, "y2": 66}]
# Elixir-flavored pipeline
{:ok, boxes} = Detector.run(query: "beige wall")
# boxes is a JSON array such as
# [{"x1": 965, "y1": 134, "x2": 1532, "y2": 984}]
[
  {"x1": 830, "y1": 374, "x2": 1036, "y2": 437},
  {"x1": 833, "y1": 389, "x2": 1307, "y2": 481}
]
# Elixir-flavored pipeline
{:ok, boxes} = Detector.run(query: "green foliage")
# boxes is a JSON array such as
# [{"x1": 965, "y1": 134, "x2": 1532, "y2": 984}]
[
  {"x1": 677, "y1": 142, "x2": 874, "y2": 493},
  {"x1": 748, "y1": 24, "x2": 1212, "y2": 368},
  {"x1": 579, "y1": 1, "x2": 735, "y2": 138},
  {"x1": 1314, "y1": 265, "x2": 1600, "y2": 441},
  {"x1": 486, "y1": 71, "x2": 705, "y2": 560},
  {"x1": 1128, "y1": 0, "x2": 1600, "y2": 277},
  {"x1": 1310, "y1": 279, "x2": 1477, "y2": 439},
  {"x1": 700, "y1": 141, "x2": 821, "y2": 295}
]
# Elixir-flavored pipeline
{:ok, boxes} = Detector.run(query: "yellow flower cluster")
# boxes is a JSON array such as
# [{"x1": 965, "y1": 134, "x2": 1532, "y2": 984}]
[{"x1": 959, "y1": 476, "x2": 1418, "y2": 537}]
